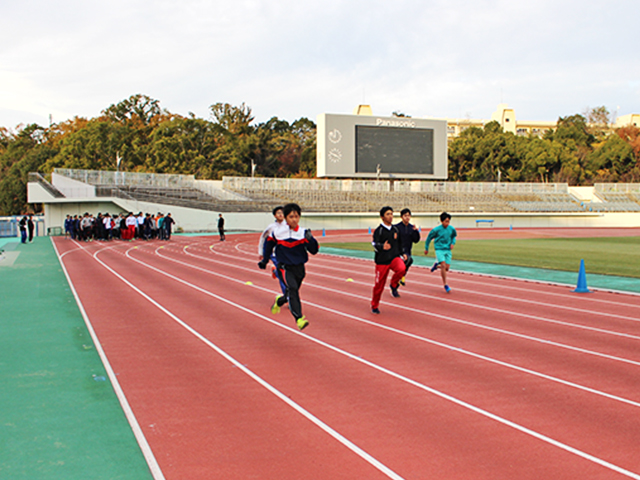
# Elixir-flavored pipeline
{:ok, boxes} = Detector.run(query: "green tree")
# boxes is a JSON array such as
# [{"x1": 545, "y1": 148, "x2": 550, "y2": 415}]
[
  {"x1": 585, "y1": 134, "x2": 635, "y2": 182},
  {"x1": 0, "y1": 124, "x2": 53, "y2": 215}
]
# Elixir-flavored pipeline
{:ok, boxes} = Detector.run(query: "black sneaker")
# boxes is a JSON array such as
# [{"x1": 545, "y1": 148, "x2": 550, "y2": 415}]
[
  {"x1": 430, "y1": 262, "x2": 439, "y2": 273},
  {"x1": 371, "y1": 307, "x2": 381, "y2": 314},
  {"x1": 390, "y1": 285, "x2": 400, "y2": 298}
]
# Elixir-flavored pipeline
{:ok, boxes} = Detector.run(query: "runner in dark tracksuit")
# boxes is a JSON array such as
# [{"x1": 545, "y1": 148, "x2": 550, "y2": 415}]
[
  {"x1": 395, "y1": 207, "x2": 421, "y2": 286},
  {"x1": 259, "y1": 203, "x2": 318, "y2": 330}
]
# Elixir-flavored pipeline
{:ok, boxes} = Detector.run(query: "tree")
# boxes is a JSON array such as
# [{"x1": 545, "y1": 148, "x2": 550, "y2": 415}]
[
  {"x1": 102, "y1": 94, "x2": 163, "y2": 126},
  {"x1": 210, "y1": 103, "x2": 254, "y2": 135},
  {"x1": 583, "y1": 106, "x2": 611, "y2": 141},
  {"x1": 585, "y1": 134, "x2": 635, "y2": 182},
  {"x1": 0, "y1": 124, "x2": 52, "y2": 215}
]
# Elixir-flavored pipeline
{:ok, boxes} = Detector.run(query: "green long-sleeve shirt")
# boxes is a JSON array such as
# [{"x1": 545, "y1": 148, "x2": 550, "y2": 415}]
[{"x1": 425, "y1": 224, "x2": 457, "y2": 251}]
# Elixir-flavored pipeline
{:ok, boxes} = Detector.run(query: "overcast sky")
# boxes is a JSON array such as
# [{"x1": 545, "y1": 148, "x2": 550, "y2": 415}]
[{"x1": 1, "y1": 0, "x2": 638, "y2": 129}]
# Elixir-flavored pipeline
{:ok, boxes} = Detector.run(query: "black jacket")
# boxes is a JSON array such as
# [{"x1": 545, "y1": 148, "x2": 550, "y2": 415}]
[
  {"x1": 372, "y1": 224, "x2": 401, "y2": 265},
  {"x1": 394, "y1": 221, "x2": 421, "y2": 256}
]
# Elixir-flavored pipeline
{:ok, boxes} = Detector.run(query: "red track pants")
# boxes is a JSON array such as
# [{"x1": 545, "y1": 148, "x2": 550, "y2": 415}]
[{"x1": 371, "y1": 256, "x2": 406, "y2": 309}]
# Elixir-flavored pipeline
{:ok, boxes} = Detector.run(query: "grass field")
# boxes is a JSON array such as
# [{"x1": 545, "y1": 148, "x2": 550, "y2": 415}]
[{"x1": 322, "y1": 236, "x2": 640, "y2": 279}]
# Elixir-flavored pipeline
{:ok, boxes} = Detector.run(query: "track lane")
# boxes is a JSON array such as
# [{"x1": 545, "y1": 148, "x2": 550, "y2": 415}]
[
  {"x1": 53, "y1": 237, "x2": 640, "y2": 478},
  {"x1": 55, "y1": 239, "x2": 404, "y2": 480},
  {"x1": 176, "y1": 238, "x2": 640, "y2": 402},
  {"x1": 127, "y1": 238, "x2": 640, "y2": 478}
]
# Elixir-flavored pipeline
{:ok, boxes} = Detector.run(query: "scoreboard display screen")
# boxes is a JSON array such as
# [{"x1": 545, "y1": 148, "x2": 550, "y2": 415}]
[
  {"x1": 355, "y1": 126, "x2": 434, "y2": 175},
  {"x1": 317, "y1": 113, "x2": 447, "y2": 179}
]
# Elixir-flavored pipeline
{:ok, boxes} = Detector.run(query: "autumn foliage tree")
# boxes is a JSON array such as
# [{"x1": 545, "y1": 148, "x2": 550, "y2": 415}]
[{"x1": 1, "y1": 97, "x2": 639, "y2": 215}]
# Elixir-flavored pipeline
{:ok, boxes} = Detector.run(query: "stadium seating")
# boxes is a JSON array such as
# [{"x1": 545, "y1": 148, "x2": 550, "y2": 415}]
[{"x1": 44, "y1": 170, "x2": 640, "y2": 214}]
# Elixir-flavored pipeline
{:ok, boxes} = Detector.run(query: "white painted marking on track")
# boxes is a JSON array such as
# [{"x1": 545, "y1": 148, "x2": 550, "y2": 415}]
[
  {"x1": 121, "y1": 242, "x2": 640, "y2": 479},
  {"x1": 155, "y1": 244, "x2": 640, "y2": 408},
  {"x1": 205, "y1": 240, "x2": 640, "y2": 353},
  {"x1": 76, "y1": 242, "x2": 407, "y2": 480},
  {"x1": 52, "y1": 239, "x2": 166, "y2": 480},
  {"x1": 234, "y1": 236, "x2": 640, "y2": 308}
]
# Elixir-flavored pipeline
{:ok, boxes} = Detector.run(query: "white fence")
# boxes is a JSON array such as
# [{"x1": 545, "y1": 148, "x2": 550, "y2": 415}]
[
  {"x1": 222, "y1": 176, "x2": 570, "y2": 194},
  {"x1": 596, "y1": 183, "x2": 640, "y2": 193},
  {"x1": 54, "y1": 169, "x2": 195, "y2": 188}
]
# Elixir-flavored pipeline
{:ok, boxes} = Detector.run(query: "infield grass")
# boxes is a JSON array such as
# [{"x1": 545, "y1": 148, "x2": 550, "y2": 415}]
[{"x1": 322, "y1": 236, "x2": 640, "y2": 278}]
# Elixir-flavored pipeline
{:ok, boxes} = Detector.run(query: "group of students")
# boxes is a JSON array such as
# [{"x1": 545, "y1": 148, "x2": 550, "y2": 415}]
[
  {"x1": 371, "y1": 207, "x2": 456, "y2": 314},
  {"x1": 256, "y1": 203, "x2": 456, "y2": 331},
  {"x1": 64, "y1": 212, "x2": 176, "y2": 241}
]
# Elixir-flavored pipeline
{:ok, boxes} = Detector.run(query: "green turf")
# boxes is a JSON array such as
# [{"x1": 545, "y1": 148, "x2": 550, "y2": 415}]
[
  {"x1": 322, "y1": 236, "x2": 640, "y2": 279},
  {"x1": 0, "y1": 238, "x2": 154, "y2": 480}
]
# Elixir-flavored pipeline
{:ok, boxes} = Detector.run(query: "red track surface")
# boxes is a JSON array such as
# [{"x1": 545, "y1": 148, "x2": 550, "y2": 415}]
[{"x1": 53, "y1": 232, "x2": 640, "y2": 480}]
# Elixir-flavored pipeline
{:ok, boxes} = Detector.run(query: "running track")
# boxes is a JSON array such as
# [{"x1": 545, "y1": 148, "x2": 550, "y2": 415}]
[{"x1": 53, "y1": 233, "x2": 640, "y2": 479}]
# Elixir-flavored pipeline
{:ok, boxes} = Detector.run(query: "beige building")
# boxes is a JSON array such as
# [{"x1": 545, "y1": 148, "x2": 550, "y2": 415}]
[
  {"x1": 445, "y1": 104, "x2": 557, "y2": 140},
  {"x1": 354, "y1": 103, "x2": 638, "y2": 141},
  {"x1": 616, "y1": 113, "x2": 640, "y2": 128}
]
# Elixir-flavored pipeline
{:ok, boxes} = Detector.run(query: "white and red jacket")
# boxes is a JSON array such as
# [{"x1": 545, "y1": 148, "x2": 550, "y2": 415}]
[{"x1": 263, "y1": 223, "x2": 319, "y2": 266}]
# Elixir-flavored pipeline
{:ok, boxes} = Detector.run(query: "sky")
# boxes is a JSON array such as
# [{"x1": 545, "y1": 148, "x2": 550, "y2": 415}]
[{"x1": 1, "y1": 0, "x2": 639, "y2": 130}]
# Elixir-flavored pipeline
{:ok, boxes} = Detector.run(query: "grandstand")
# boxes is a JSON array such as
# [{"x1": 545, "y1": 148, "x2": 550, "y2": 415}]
[
  {"x1": 591, "y1": 184, "x2": 640, "y2": 212},
  {"x1": 50, "y1": 169, "x2": 266, "y2": 213},
  {"x1": 222, "y1": 177, "x2": 589, "y2": 213},
  {"x1": 28, "y1": 170, "x2": 640, "y2": 214},
  {"x1": 26, "y1": 170, "x2": 640, "y2": 232}
]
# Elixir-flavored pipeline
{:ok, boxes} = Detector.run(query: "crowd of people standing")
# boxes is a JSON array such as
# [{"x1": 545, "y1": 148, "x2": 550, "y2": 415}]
[{"x1": 64, "y1": 212, "x2": 175, "y2": 241}]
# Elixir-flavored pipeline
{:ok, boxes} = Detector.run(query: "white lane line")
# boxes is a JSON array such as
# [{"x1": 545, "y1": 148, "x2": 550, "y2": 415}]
[
  {"x1": 122, "y1": 244, "x2": 640, "y2": 479},
  {"x1": 235, "y1": 238, "x2": 640, "y2": 321},
  {"x1": 311, "y1": 245, "x2": 640, "y2": 304},
  {"x1": 150, "y1": 245, "x2": 640, "y2": 408},
  {"x1": 193, "y1": 244, "x2": 640, "y2": 362},
  {"x1": 85, "y1": 244, "x2": 406, "y2": 480},
  {"x1": 52, "y1": 238, "x2": 166, "y2": 480}
]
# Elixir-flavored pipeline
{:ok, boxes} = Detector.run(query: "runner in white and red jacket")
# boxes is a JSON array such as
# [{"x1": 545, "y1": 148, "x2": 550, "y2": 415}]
[{"x1": 259, "y1": 203, "x2": 319, "y2": 330}]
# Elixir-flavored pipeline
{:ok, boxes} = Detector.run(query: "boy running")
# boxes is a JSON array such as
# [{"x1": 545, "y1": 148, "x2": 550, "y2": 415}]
[
  {"x1": 258, "y1": 206, "x2": 287, "y2": 296},
  {"x1": 395, "y1": 208, "x2": 421, "y2": 286},
  {"x1": 259, "y1": 203, "x2": 319, "y2": 330},
  {"x1": 371, "y1": 206, "x2": 406, "y2": 314},
  {"x1": 424, "y1": 212, "x2": 457, "y2": 293}
]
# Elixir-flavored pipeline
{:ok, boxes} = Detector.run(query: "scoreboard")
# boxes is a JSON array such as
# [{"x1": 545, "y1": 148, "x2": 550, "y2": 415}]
[{"x1": 317, "y1": 113, "x2": 448, "y2": 179}]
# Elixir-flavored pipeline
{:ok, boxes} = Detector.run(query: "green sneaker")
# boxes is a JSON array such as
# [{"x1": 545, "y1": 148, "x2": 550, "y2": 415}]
[
  {"x1": 271, "y1": 295, "x2": 283, "y2": 314},
  {"x1": 296, "y1": 316, "x2": 309, "y2": 330}
]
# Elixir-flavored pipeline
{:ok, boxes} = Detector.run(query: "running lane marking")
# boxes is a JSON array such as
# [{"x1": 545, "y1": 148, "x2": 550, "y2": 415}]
[
  {"x1": 86, "y1": 244, "x2": 406, "y2": 480},
  {"x1": 186, "y1": 243, "x2": 640, "y2": 366},
  {"x1": 228, "y1": 240, "x2": 640, "y2": 324},
  {"x1": 52, "y1": 239, "x2": 166, "y2": 480},
  {"x1": 121, "y1": 244, "x2": 640, "y2": 480},
  {"x1": 151, "y1": 244, "x2": 640, "y2": 408}
]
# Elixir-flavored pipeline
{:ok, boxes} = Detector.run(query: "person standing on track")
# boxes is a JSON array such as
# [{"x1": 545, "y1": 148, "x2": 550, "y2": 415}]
[
  {"x1": 424, "y1": 212, "x2": 457, "y2": 293},
  {"x1": 163, "y1": 213, "x2": 175, "y2": 240},
  {"x1": 125, "y1": 212, "x2": 137, "y2": 241},
  {"x1": 258, "y1": 203, "x2": 318, "y2": 331},
  {"x1": 371, "y1": 206, "x2": 406, "y2": 314},
  {"x1": 19, "y1": 214, "x2": 28, "y2": 244},
  {"x1": 395, "y1": 208, "x2": 421, "y2": 287},
  {"x1": 27, "y1": 214, "x2": 35, "y2": 243},
  {"x1": 218, "y1": 213, "x2": 226, "y2": 241},
  {"x1": 258, "y1": 206, "x2": 287, "y2": 297}
]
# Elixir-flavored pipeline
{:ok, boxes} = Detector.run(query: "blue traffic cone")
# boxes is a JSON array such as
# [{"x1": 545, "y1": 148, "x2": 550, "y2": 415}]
[
  {"x1": 368, "y1": 226, "x2": 371, "y2": 234},
  {"x1": 573, "y1": 259, "x2": 591, "y2": 293},
  {"x1": 322, "y1": 228, "x2": 326, "y2": 237}
]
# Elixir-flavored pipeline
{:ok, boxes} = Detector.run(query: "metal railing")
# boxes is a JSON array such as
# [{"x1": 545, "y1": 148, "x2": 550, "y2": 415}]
[
  {"x1": 54, "y1": 169, "x2": 195, "y2": 188},
  {"x1": 28, "y1": 173, "x2": 65, "y2": 198}
]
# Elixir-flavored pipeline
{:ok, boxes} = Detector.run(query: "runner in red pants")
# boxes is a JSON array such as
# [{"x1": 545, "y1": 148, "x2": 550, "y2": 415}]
[{"x1": 371, "y1": 206, "x2": 406, "y2": 314}]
